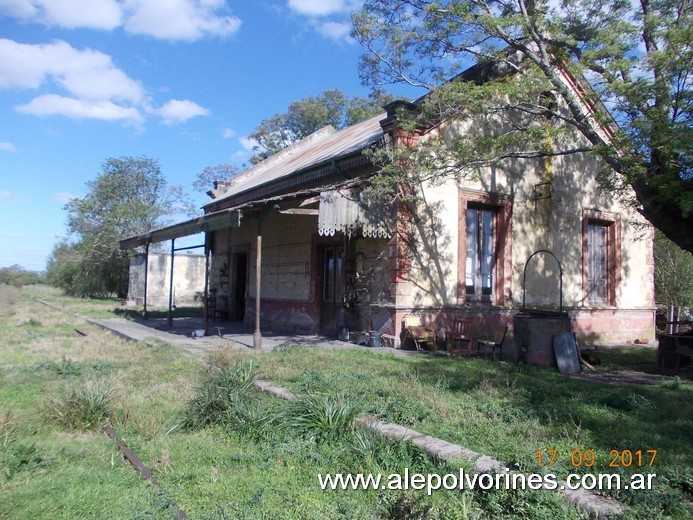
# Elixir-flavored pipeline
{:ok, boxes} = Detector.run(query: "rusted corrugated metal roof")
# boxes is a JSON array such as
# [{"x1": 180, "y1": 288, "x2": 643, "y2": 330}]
[{"x1": 204, "y1": 112, "x2": 387, "y2": 210}]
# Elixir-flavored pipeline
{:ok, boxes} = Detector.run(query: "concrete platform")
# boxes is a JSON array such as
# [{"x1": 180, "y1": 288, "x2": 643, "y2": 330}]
[{"x1": 86, "y1": 316, "x2": 420, "y2": 359}]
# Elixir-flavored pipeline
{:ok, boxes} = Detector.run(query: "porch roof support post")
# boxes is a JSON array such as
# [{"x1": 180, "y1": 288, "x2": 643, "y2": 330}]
[
  {"x1": 167, "y1": 238, "x2": 175, "y2": 328},
  {"x1": 203, "y1": 234, "x2": 210, "y2": 335},
  {"x1": 142, "y1": 242, "x2": 149, "y2": 320},
  {"x1": 253, "y1": 234, "x2": 262, "y2": 349}
]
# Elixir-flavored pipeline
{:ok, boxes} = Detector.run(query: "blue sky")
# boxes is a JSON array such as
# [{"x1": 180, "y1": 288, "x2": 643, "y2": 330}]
[{"x1": 0, "y1": 0, "x2": 419, "y2": 271}]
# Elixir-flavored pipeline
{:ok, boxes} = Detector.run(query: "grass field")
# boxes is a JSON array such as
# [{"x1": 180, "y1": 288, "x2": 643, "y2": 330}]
[{"x1": 1, "y1": 285, "x2": 691, "y2": 519}]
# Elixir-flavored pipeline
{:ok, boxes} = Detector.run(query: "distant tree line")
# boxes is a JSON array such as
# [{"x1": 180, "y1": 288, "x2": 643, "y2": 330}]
[
  {"x1": 0, "y1": 265, "x2": 43, "y2": 287},
  {"x1": 46, "y1": 156, "x2": 189, "y2": 298}
]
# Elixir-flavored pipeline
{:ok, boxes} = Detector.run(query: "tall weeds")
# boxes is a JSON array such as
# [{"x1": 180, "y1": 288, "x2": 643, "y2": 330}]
[
  {"x1": 181, "y1": 361, "x2": 260, "y2": 432},
  {"x1": 46, "y1": 381, "x2": 114, "y2": 430},
  {"x1": 283, "y1": 394, "x2": 359, "y2": 443}
]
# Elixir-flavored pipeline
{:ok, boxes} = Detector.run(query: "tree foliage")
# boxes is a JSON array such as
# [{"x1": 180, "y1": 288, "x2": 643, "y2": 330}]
[
  {"x1": 192, "y1": 163, "x2": 242, "y2": 194},
  {"x1": 0, "y1": 265, "x2": 43, "y2": 287},
  {"x1": 46, "y1": 156, "x2": 187, "y2": 298},
  {"x1": 248, "y1": 89, "x2": 393, "y2": 164},
  {"x1": 352, "y1": 0, "x2": 693, "y2": 252},
  {"x1": 654, "y1": 230, "x2": 693, "y2": 306}
]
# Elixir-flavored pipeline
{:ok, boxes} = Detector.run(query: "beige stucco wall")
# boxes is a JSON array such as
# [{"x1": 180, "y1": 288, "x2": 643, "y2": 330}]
[
  {"x1": 126, "y1": 252, "x2": 206, "y2": 308},
  {"x1": 402, "y1": 121, "x2": 654, "y2": 318},
  {"x1": 212, "y1": 212, "x2": 315, "y2": 302}
]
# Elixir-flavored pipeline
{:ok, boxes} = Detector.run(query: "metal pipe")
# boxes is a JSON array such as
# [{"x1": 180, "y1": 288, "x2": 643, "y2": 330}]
[
  {"x1": 167, "y1": 238, "x2": 175, "y2": 328},
  {"x1": 143, "y1": 242, "x2": 149, "y2": 320},
  {"x1": 203, "y1": 235, "x2": 210, "y2": 335}
]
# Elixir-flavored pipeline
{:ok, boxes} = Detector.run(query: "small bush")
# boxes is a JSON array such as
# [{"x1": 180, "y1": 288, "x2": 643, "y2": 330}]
[
  {"x1": 1, "y1": 443, "x2": 47, "y2": 480},
  {"x1": 284, "y1": 394, "x2": 359, "y2": 443},
  {"x1": 46, "y1": 381, "x2": 114, "y2": 430},
  {"x1": 181, "y1": 361, "x2": 258, "y2": 430}
]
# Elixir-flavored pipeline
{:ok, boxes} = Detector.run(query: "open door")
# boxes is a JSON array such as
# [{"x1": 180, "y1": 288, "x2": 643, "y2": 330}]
[
  {"x1": 319, "y1": 245, "x2": 344, "y2": 336},
  {"x1": 230, "y1": 251, "x2": 248, "y2": 321}
]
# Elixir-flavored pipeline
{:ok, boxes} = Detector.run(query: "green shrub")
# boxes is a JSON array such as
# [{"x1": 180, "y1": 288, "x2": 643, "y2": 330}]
[
  {"x1": 46, "y1": 381, "x2": 114, "y2": 430},
  {"x1": 1, "y1": 443, "x2": 48, "y2": 480},
  {"x1": 284, "y1": 394, "x2": 359, "y2": 443},
  {"x1": 181, "y1": 361, "x2": 258, "y2": 430}
]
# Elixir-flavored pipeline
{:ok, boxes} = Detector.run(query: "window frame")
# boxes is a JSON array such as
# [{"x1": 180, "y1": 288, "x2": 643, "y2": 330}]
[
  {"x1": 458, "y1": 190, "x2": 512, "y2": 305},
  {"x1": 582, "y1": 210, "x2": 621, "y2": 307}
]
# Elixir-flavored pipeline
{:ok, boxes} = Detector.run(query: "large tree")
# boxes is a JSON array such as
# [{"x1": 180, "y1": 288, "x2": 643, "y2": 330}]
[
  {"x1": 352, "y1": 0, "x2": 692, "y2": 252},
  {"x1": 192, "y1": 163, "x2": 242, "y2": 194},
  {"x1": 248, "y1": 89, "x2": 393, "y2": 164},
  {"x1": 47, "y1": 156, "x2": 188, "y2": 297},
  {"x1": 654, "y1": 230, "x2": 693, "y2": 306}
]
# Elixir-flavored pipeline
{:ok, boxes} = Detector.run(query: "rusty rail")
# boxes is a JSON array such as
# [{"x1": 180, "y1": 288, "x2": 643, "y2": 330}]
[{"x1": 104, "y1": 424, "x2": 187, "y2": 520}]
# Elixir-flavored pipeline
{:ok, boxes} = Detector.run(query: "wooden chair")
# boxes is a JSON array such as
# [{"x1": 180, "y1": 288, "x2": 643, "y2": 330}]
[
  {"x1": 401, "y1": 315, "x2": 437, "y2": 351},
  {"x1": 477, "y1": 326, "x2": 507, "y2": 360},
  {"x1": 446, "y1": 318, "x2": 473, "y2": 357}
]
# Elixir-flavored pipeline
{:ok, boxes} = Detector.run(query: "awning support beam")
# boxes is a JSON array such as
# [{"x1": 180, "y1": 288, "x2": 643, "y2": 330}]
[
  {"x1": 167, "y1": 239, "x2": 175, "y2": 328},
  {"x1": 253, "y1": 234, "x2": 262, "y2": 349},
  {"x1": 143, "y1": 243, "x2": 149, "y2": 320}
]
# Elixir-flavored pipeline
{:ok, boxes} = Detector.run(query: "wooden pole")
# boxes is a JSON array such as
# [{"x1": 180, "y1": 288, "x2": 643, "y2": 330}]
[{"x1": 253, "y1": 234, "x2": 262, "y2": 349}]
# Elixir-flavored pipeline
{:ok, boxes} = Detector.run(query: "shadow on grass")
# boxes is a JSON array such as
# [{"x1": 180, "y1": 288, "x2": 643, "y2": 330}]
[
  {"x1": 401, "y1": 354, "x2": 692, "y2": 515},
  {"x1": 273, "y1": 346, "x2": 691, "y2": 516}
]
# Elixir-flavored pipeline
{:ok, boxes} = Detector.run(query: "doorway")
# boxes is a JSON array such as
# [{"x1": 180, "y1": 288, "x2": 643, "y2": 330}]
[
  {"x1": 319, "y1": 245, "x2": 344, "y2": 335},
  {"x1": 230, "y1": 251, "x2": 248, "y2": 321}
]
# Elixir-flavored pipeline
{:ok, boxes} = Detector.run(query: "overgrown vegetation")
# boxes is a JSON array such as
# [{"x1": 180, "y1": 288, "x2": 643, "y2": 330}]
[
  {"x1": 0, "y1": 265, "x2": 43, "y2": 287},
  {"x1": 2, "y1": 286, "x2": 691, "y2": 518},
  {"x1": 654, "y1": 230, "x2": 693, "y2": 307},
  {"x1": 46, "y1": 381, "x2": 115, "y2": 430},
  {"x1": 45, "y1": 156, "x2": 192, "y2": 298}
]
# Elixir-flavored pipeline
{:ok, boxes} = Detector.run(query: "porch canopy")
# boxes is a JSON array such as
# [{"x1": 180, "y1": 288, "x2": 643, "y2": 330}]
[
  {"x1": 119, "y1": 208, "x2": 242, "y2": 330},
  {"x1": 119, "y1": 208, "x2": 242, "y2": 250}
]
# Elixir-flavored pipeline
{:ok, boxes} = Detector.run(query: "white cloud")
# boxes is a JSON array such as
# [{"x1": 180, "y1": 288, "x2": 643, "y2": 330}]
[
  {"x1": 0, "y1": 0, "x2": 241, "y2": 41},
  {"x1": 0, "y1": 39, "x2": 211, "y2": 127},
  {"x1": 124, "y1": 0, "x2": 241, "y2": 41},
  {"x1": 0, "y1": 39, "x2": 144, "y2": 103},
  {"x1": 0, "y1": 142, "x2": 17, "y2": 153},
  {"x1": 53, "y1": 192, "x2": 77, "y2": 203},
  {"x1": 35, "y1": 0, "x2": 119, "y2": 29},
  {"x1": 153, "y1": 99, "x2": 210, "y2": 125},
  {"x1": 221, "y1": 127, "x2": 235, "y2": 139},
  {"x1": 0, "y1": 0, "x2": 122, "y2": 29},
  {"x1": 316, "y1": 21, "x2": 353, "y2": 42},
  {"x1": 287, "y1": 0, "x2": 355, "y2": 17},
  {"x1": 0, "y1": 190, "x2": 12, "y2": 200},
  {"x1": 0, "y1": 0, "x2": 37, "y2": 17},
  {"x1": 239, "y1": 136, "x2": 257, "y2": 152},
  {"x1": 16, "y1": 94, "x2": 144, "y2": 124},
  {"x1": 286, "y1": 0, "x2": 360, "y2": 43}
]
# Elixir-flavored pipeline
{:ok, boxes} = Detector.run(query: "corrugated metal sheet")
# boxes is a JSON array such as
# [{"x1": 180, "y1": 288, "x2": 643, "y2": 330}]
[
  {"x1": 119, "y1": 209, "x2": 241, "y2": 249},
  {"x1": 204, "y1": 113, "x2": 387, "y2": 209}
]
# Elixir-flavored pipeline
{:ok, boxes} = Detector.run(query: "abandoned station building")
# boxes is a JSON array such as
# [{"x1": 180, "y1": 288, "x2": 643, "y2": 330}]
[{"x1": 121, "y1": 64, "x2": 655, "y2": 355}]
